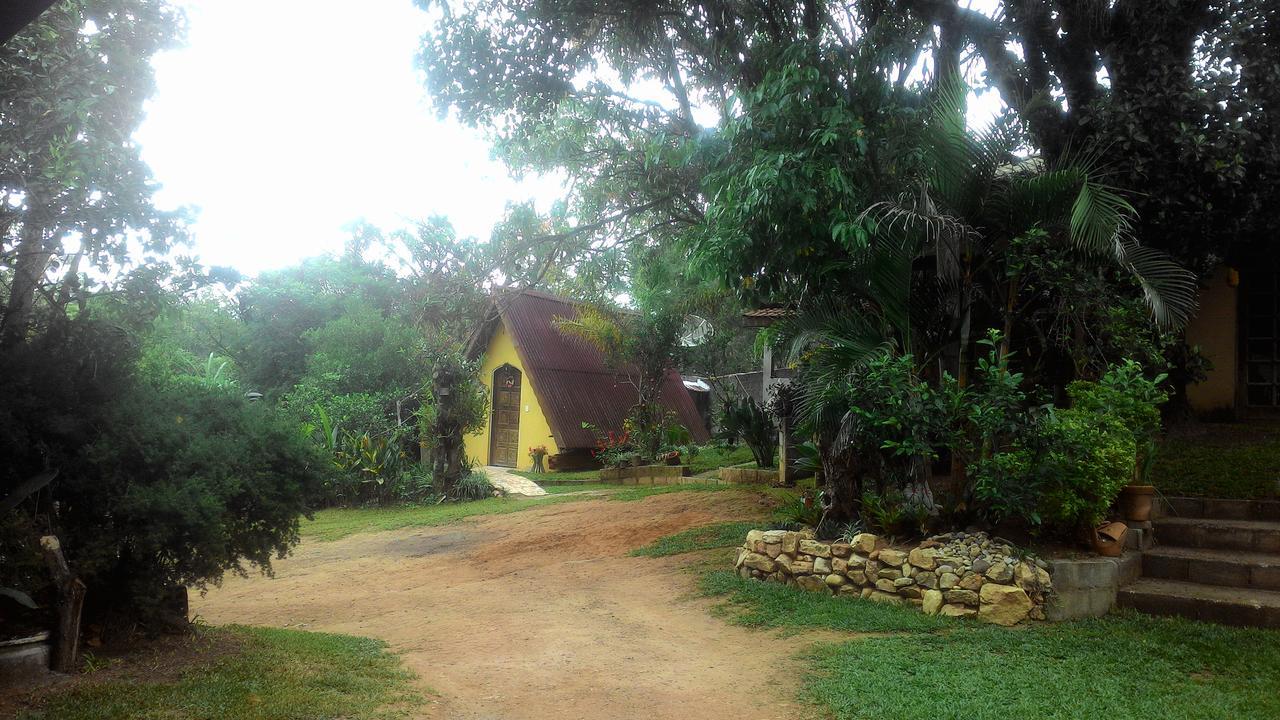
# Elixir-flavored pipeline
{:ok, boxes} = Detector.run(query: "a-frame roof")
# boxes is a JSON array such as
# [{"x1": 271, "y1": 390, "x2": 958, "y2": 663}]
[{"x1": 488, "y1": 289, "x2": 709, "y2": 449}]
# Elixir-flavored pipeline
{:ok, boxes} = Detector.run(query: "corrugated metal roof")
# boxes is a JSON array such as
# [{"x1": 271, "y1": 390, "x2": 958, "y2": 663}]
[
  {"x1": 742, "y1": 306, "x2": 792, "y2": 327},
  {"x1": 497, "y1": 290, "x2": 711, "y2": 449}
]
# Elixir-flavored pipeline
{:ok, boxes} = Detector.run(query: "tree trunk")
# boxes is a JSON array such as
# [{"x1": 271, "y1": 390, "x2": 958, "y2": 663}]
[
  {"x1": 39, "y1": 535, "x2": 85, "y2": 674},
  {"x1": 1, "y1": 209, "x2": 56, "y2": 349}
]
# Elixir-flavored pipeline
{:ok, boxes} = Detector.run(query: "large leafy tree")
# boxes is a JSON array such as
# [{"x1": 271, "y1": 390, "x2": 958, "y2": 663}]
[{"x1": 0, "y1": 0, "x2": 189, "y2": 347}]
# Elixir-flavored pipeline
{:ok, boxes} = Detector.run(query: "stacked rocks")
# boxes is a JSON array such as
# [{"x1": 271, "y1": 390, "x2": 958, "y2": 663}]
[{"x1": 734, "y1": 529, "x2": 1052, "y2": 625}]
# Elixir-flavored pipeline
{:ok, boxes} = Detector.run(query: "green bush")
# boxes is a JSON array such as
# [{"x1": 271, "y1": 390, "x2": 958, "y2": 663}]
[
  {"x1": 716, "y1": 395, "x2": 776, "y2": 468},
  {"x1": 450, "y1": 470, "x2": 494, "y2": 501}
]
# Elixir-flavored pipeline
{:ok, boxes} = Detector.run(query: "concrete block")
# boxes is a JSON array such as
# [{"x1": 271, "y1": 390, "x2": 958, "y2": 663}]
[
  {"x1": 1046, "y1": 587, "x2": 1116, "y2": 621},
  {"x1": 1049, "y1": 556, "x2": 1118, "y2": 590}
]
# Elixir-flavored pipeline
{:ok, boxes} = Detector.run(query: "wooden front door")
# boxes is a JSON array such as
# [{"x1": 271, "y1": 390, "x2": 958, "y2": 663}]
[{"x1": 490, "y1": 365, "x2": 522, "y2": 467}]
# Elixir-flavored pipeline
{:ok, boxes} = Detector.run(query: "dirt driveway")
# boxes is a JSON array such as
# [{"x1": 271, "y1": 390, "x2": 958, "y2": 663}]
[{"x1": 194, "y1": 491, "x2": 822, "y2": 720}]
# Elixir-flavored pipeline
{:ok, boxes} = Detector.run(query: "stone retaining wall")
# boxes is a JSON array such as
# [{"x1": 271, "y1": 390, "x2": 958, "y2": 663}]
[
  {"x1": 735, "y1": 529, "x2": 1053, "y2": 625},
  {"x1": 718, "y1": 467, "x2": 779, "y2": 485}
]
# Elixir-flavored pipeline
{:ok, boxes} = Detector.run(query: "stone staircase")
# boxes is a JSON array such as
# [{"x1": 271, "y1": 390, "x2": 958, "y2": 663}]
[{"x1": 1118, "y1": 497, "x2": 1280, "y2": 628}]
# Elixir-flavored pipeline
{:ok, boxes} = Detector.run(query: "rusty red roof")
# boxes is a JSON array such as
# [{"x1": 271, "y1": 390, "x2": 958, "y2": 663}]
[{"x1": 491, "y1": 290, "x2": 709, "y2": 449}]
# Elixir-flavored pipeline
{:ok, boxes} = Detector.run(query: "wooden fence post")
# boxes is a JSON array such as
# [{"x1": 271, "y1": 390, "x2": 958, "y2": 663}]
[{"x1": 39, "y1": 535, "x2": 85, "y2": 673}]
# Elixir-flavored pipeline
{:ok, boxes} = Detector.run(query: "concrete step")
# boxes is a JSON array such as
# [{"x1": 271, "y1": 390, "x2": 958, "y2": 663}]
[
  {"x1": 1159, "y1": 496, "x2": 1280, "y2": 522},
  {"x1": 1143, "y1": 547, "x2": 1280, "y2": 591},
  {"x1": 1117, "y1": 578, "x2": 1280, "y2": 628},
  {"x1": 1153, "y1": 516, "x2": 1280, "y2": 553}
]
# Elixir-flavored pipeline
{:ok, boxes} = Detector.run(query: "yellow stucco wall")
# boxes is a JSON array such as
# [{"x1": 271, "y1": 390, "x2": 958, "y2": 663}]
[
  {"x1": 1186, "y1": 265, "x2": 1239, "y2": 414},
  {"x1": 463, "y1": 323, "x2": 559, "y2": 470}
]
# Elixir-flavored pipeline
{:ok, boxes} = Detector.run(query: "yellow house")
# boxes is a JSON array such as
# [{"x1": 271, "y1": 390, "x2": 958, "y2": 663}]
[
  {"x1": 464, "y1": 290, "x2": 710, "y2": 471},
  {"x1": 1183, "y1": 260, "x2": 1280, "y2": 419}
]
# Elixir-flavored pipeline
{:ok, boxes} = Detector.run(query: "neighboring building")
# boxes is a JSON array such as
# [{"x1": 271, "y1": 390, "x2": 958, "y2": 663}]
[
  {"x1": 463, "y1": 290, "x2": 710, "y2": 471},
  {"x1": 1186, "y1": 261, "x2": 1280, "y2": 418}
]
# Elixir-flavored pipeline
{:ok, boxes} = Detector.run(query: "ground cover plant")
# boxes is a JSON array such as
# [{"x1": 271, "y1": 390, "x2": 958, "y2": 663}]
[
  {"x1": 630, "y1": 521, "x2": 762, "y2": 557},
  {"x1": 697, "y1": 565, "x2": 1280, "y2": 719},
  {"x1": 1153, "y1": 422, "x2": 1280, "y2": 499},
  {"x1": 14, "y1": 625, "x2": 419, "y2": 720},
  {"x1": 300, "y1": 493, "x2": 587, "y2": 542}
]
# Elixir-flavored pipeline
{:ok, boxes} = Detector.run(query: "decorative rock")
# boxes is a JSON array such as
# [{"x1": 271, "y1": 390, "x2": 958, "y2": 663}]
[
  {"x1": 781, "y1": 531, "x2": 800, "y2": 554},
  {"x1": 773, "y1": 554, "x2": 793, "y2": 575},
  {"x1": 978, "y1": 583, "x2": 1033, "y2": 626},
  {"x1": 893, "y1": 576, "x2": 915, "y2": 588},
  {"x1": 762, "y1": 529, "x2": 786, "y2": 544},
  {"x1": 799, "y1": 539, "x2": 832, "y2": 558},
  {"x1": 875, "y1": 578, "x2": 898, "y2": 593},
  {"x1": 864, "y1": 560, "x2": 882, "y2": 576},
  {"x1": 830, "y1": 542, "x2": 852, "y2": 558},
  {"x1": 958, "y1": 572, "x2": 985, "y2": 591},
  {"x1": 971, "y1": 557, "x2": 992, "y2": 574},
  {"x1": 832, "y1": 557, "x2": 848, "y2": 574},
  {"x1": 851, "y1": 533, "x2": 878, "y2": 553},
  {"x1": 1029, "y1": 606, "x2": 1046, "y2": 621},
  {"x1": 742, "y1": 553, "x2": 776, "y2": 573},
  {"x1": 908, "y1": 547, "x2": 939, "y2": 570},
  {"x1": 814, "y1": 556, "x2": 832, "y2": 574},
  {"x1": 985, "y1": 562, "x2": 1014, "y2": 584},
  {"x1": 745, "y1": 530, "x2": 765, "y2": 548},
  {"x1": 939, "y1": 572, "x2": 960, "y2": 590},
  {"x1": 915, "y1": 571, "x2": 939, "y2": 589},
  {"x1": 795, "y1": 575, "x2": 829, "y2": 593},
  {"x1": 879, "y1": 549, "x2": 908, "y2": 566},
  {"x1": 899, "y1": 585, "x2": 923, "y2": 599},
  {"x1": 825, "y1": 573, "x2": 846, "y2": 588},
  {"x1": 846, "y1": 554, "x2": 868, "y2": 570},
  {"x1": 943, "y1": 589, "x2": 980, "y2": 606},
  {"x1": 837, "y1": 584, "x2": 860, "y2": 597},
  {"x1": 764, "y1": 543, "x2": 782, "y2": 559},
  {"x1": 791, "y1": 560, "x2": 814, "y2": 575},
  {"x1": 860, "y1": 587, "x2": 874, "y2": 599},
  {"x1": 922, "y1": 589, "x2": 944, "y2": 615},
  {"x1": 868, "y1": 591, "x2": 904, "y2": 605},
  {"x1": 1014, "y1": 562, "x2": 1051, "y2": 593},
  {"x1": 940, "y1": 603, "x2": 976, "y2": 618},
  {"x1": 846, "y1": 569, "x2": 867, "y2": 586},
  {"x1": 877, "y1": 567, "x2": 902, "y2": 580},
  {"x1": 734, "y1": 548, "x2": 747, "y2": 568}
]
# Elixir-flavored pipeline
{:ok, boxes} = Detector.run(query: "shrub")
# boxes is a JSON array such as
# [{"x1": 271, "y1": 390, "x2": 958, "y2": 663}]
[
  {"x1": 716, "y1": 395, "x2": 776, "y2": 468},
  {"x1": 450, "y1": 470, "x2": 494, "y2": 501}
]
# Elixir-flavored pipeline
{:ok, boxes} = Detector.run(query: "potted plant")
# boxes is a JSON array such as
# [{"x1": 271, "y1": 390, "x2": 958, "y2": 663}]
[{"x1": 528, "y1": 445, "x2": 548, "y2": 473}]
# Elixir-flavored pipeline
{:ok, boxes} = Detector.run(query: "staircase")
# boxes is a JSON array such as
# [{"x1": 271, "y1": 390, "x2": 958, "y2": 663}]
[{"x1": 1118, "y1": 497, "x2": 1280, "y2": 628}]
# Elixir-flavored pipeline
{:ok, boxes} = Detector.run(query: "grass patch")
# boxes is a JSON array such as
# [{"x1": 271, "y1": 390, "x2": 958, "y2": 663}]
[
  {"x1": 541, "y1": 483, "x2": 617, "y2": 494},
  {"x1": 19, "y1": 625, "x2": 419, "y2": 720},
  {"x1": 699, "y1": 570, "x2": 953, "y2": 634},
  {"x1": 609, "y1": 483, "x2": 737, "y2": 502},
  {"x1": 1154, "y1": 422, "x2": 1280, "y2": 499},
  {"x1": 806, "y1": 614, "x2": 1280, "y2": 720},
  {"x1": 631, "y1": 521, "x2": 761, "y2": 557},
  {"x1": 512, "y1": 468, "x2": 601, "y2": 484},
  {"x1": 302, "y1": 494, "x2": 584, "y2": 542},
  {"x1": 686, "y1": 444, "x2": 756, "y2": 474}
]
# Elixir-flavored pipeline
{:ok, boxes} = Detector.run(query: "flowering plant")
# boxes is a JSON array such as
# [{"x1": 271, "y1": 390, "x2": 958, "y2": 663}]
[{"x1": 528, "y1": 445, "x2": 548, "y2": 458}]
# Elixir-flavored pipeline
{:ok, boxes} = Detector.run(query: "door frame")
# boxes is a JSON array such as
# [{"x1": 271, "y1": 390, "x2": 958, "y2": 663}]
[{"x1": 489, "y1": 364, "x2": 522, "y2": 467}]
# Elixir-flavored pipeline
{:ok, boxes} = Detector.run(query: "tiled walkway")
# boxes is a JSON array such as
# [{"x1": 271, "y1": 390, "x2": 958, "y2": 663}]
[{"x1": 484, "y1": 465, "x2": 548, "y2": 496}]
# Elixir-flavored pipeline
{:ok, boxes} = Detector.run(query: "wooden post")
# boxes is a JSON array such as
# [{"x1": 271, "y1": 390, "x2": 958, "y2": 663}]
[{"x1": 39, "y1": 535, "x2": 85, "y2": 673}]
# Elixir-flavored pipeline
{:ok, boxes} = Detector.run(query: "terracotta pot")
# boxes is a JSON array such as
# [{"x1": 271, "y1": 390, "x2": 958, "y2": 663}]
[
  {"x1": 1091, "y1": 521, "x2": 1128, "y2": 557},
  {"x1": 1119, "y1": 484, "x2": 1156, "y2": 522}
]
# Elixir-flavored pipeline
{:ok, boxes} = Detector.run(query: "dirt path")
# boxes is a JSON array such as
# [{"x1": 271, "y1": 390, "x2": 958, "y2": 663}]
[{"x1": 194, "y1": 491, "x2": 823, "y2": 720}]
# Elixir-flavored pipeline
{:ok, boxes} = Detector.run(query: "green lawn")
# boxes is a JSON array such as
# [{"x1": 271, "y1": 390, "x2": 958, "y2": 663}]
[
  {"x1": 686, "y1": 444, "x2": 756, "y2": 475},
  {"x1": 697, "y1": 568, "x2": 1280, "y2": 719},
  {"x1": 1154, "y1": 422, "x2": 1280, "y2": 499},
  {"x1": 513, "y1": 468, "x2": 601, "y2": 484},
  {"x1": 18, "y1": 626, "x2": 419, "y2": 720},
  {"x1": 630, "y1": 521, "x2": 761, "y2": 557},
  {"x1": 301, "y1": 494, "x2": 584, "y2": 541}
]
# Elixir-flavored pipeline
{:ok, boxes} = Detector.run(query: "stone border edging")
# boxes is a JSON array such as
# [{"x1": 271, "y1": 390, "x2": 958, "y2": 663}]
[{"x1": 735, "y1": 529, "x2": 1053, "y2": 625}]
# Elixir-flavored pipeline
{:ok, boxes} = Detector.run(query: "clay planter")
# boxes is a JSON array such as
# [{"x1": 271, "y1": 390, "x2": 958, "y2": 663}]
[
  {"x1": 0, "y1": 631, "x2": 51, "y2": 687},
  {"x1": 1119, "y1": 485, "x2": 1156, "y2": 522},
  {"x1": 1091, "y1": 521, "x2": 1128, "y2": 557}
]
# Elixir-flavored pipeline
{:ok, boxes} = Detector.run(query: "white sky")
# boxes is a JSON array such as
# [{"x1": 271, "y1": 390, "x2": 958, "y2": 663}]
[
  {"x1": 137, "y1": 0, "x2": 565, "y2": 277},
  {"x1": 137, "y1": 1, "x2": 1005, "y2": 278}
]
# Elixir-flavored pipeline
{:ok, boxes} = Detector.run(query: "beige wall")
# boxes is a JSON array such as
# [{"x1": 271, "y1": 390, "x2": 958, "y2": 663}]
[{"x1": 1186, "y1": 265, "x2": 1238, "y2": 414}]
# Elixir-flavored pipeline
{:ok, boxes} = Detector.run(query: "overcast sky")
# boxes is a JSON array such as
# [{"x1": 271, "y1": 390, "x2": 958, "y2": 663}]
[
  {"x1": 137, "y1": 0, "x2": 563, "y2": 277},
  {"x1": 137, "y1": 1, "x2": 1003, "y2": 278}
]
